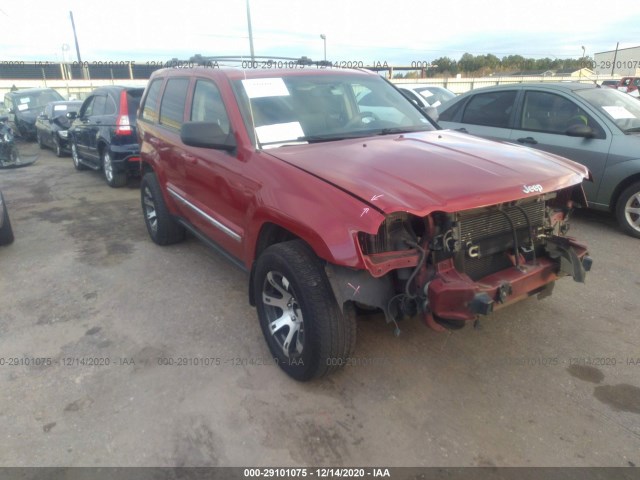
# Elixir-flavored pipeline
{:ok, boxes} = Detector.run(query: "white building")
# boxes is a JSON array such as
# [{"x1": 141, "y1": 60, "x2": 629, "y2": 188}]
[{"x1": 593, "y1": 46, "x2": 640, "y2": 77}]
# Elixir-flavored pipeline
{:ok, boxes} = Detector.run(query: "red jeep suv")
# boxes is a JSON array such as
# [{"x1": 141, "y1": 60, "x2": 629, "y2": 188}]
[{"x1": 137, "y1": 65, "x2": 592, "y2": 380}]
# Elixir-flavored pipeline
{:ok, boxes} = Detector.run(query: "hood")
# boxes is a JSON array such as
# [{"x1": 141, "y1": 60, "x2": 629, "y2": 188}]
[{"x1": 265, "y1": 130, "x2": 589, "y2": 216}]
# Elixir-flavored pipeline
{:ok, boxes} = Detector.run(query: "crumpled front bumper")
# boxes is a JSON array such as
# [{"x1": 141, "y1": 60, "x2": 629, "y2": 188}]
[{"x1": 427, "y1": 236, "x2": 592, "y2": 322}]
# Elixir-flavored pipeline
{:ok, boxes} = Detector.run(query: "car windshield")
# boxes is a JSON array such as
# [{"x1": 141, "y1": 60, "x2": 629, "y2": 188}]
[
  {"x1": 233, "y1": 73, "x2": 434, "y2": 148},
  {"x1": 14, "y1": 90, "x2": 64, "y2": 111},
  {"x1": 576, "y1": 88, "x2": 640, "y2": 134}
]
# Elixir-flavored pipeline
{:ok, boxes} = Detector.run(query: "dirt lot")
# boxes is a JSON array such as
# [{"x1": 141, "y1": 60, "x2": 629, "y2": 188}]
[{"x1": 0, "y1": 141, "x2": 639, "y2": 468}]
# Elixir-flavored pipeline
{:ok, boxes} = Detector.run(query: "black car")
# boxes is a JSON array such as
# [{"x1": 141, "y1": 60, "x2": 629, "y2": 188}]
[
  {"x1": 68, "y1": 86, "x2": 144, "y2": 187},
  {"x1": 35, "y1": 101, "x2": 82, "y2": 157},
  {"x1": 0, "y1": 189, "x2": 14, "y2": 246},
  {"x1": 3, "y1": 88, "x2": 65, "y2": 140}
]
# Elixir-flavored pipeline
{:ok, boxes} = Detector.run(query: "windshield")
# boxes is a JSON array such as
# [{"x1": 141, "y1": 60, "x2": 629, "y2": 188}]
[
  {"x1": 415, "y1": 87, "x2": 456, "y2": 107},
  {"x1": 233, "y1": 73, "x2": 435, "y2": 148},
  {"x1": 14, "y1": 90, "x2": 64, "y2": 111},
  {"x1": 576, "y1": 88, "x2": 640, "y2": 134}
]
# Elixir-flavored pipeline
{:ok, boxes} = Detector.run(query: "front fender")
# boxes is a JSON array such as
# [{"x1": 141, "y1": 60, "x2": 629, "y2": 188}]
[
  {"x1": 244, "y1": 177, "x2": 385, "y2": 270},
  {"x1": 596, "y1": 158, "x2": 640, "y2": 209}
]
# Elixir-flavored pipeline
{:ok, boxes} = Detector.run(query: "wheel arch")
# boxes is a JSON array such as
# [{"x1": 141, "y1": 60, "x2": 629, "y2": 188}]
[{"x1": 610, "y1": 172, "x2": 640, "y2": 212}]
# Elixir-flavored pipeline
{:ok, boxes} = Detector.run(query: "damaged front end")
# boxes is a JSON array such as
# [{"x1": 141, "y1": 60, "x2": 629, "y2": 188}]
[{"x1": 326, "y1": 184, "x2": 592, "y2": 331}]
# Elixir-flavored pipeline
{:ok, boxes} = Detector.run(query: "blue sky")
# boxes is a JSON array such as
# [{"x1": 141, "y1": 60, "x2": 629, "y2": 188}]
[{"x1": 1, "y1": 0, "x2": 638, "y2": 64}]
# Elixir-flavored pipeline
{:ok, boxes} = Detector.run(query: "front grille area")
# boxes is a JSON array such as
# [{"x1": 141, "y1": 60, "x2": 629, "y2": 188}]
[
  {"x1": 458, "y1": 201, "x2": 546, "y2": 244},
  {"x1": 456, "y1": 200, "x2": 546, "y2": 280}
]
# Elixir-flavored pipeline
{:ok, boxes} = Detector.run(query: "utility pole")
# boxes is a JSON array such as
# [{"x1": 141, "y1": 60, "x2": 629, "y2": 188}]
[
  {"x1": 246, "y1": 0, "x2": 255, "y2": 63},
  {"x1": 69, "y1": 11, "x2": 85, "y2": 79},
  {"x1": 611, "y1": 42, "x2": 619, "y2": 76}
]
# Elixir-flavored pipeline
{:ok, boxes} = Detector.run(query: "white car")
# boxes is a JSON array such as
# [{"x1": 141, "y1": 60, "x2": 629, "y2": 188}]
[{"x1": 397, "y1": 84, "x2": 456, "y2": 108}]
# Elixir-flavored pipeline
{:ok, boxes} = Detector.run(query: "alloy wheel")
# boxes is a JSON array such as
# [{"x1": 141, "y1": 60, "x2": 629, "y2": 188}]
[{"x1": 262, "y1": 271, "x2": 305, "y2": 359}]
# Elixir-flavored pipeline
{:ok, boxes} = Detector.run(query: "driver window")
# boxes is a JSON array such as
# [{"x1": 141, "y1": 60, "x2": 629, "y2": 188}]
[
  {"x1": 521, "y1": 91, "x2": 598, "y2": 135},
  {"x1": 190, "y1": 80, "x2": 230, "y2": 136}
]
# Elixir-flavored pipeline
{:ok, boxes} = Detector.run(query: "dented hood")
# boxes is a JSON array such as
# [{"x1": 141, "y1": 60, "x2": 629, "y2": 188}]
[{"x1": 265, "y1": 130, "x2": 589, "y2": 215}]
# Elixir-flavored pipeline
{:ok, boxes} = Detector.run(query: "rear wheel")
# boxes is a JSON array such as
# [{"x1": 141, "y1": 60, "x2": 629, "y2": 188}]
[
  {"x1": 253, "y1": 240, "x2": 356, "y2": 381},
  {"x1": 616, "y1": 182, "x2": 640, "y2": 238},
  {"x1": 0, "y1": 192, "x2": 15, "y2": 246},
  {"x1": 140, "y1": 172, "x2": 185, "y2": 245},
  {"x1": 102, "y1": 150, "x2": 127, "y2": 187}
]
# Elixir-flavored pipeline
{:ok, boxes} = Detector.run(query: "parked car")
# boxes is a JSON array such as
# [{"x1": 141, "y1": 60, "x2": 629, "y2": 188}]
[
  {"x1": 437, "y1": 82, "x2": 640, "y2": 238},
  {"x1": 397, "y1": 84, "x2": 456, "y2": 108},
  {"x1": 68, "y1": 86, "x2": 144, "y2": 187},
  {"x1": 35, "y1": 101, "x2": 82, "y2": 157},
  {"x1": 600, "y1": 80, "x2": 619, "y2": 88},
  {"x1": 0, "y1": 190, "x2": 14, "y2": 246},
  {"x1": 3, "y1": 88, "x2": 65, "y2": 140},
  {"x1": 617, "y1": 77, "x2": 640, "y2": 98},
  {"x1": 137, "y1": 66, "x2": 591, "y2": 380}
]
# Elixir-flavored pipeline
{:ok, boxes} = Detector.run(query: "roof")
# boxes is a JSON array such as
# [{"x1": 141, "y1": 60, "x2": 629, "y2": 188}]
[{"x1": 149, "y1": 66, "x2": 379, "y2": 82}]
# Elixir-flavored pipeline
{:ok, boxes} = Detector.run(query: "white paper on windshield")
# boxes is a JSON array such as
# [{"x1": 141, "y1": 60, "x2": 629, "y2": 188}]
[
  {"x1": 602, "y1": 106, "x2": 636, "y2": 119},
  {"x1": 19, "y1": 97, "x2": 30, "y2": 104},
  {"x1": 418, "y1": 90, "x2": 434, "y2": 98},
  {"x1": 255, "y1": 122, "x2": 304, "y2": 144},
  {"x1": 17, "y1": 104, "x2": 28, "y2": 111},
  {"x1": 242, "y1": 78, "x2": 289, "y2": 98},
  {"x1": 53, "y1": 105, "x2": 68, "y2": 111}
]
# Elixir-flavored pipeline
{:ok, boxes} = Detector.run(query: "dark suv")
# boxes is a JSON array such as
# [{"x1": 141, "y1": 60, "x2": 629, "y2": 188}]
[
  {"x1": 68, "y1": 86, "x2": 144, "y2": 187},
  {"x1": 3, "y1": 88, "x2": 65, "y2": 140}
]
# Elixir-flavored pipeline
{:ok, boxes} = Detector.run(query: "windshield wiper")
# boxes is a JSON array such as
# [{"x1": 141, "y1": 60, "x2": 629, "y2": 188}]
[
  {"x1": 298, "y1": 133, "x2": 369, "y2": 143},
  {"x1": 376, "y1": 127, "x2": 431, "y2": 135}
]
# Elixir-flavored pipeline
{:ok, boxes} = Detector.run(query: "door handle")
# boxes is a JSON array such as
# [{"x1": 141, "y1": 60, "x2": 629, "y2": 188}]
[
  {"x1": 517, "y1": 136, "x2": 538, "y2": 145},
  {"x1": 181, "y1": 153, "x2": 198, "y2": 165}
]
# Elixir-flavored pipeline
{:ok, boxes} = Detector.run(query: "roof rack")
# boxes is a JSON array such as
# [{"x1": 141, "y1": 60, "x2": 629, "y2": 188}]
[{"x1": 167, "y1": 55, "x2": 333, "y2": 68}]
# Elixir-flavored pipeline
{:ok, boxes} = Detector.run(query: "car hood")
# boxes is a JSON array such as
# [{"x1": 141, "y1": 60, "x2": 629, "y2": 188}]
[{"x1": 265, "y1": 130, "x2": 589, "y2": 216}]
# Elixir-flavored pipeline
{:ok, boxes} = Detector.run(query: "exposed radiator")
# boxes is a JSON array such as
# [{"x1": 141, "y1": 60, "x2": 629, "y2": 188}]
[{"x1": 456, "y1": 200, "x2": 546, "y2": 280}]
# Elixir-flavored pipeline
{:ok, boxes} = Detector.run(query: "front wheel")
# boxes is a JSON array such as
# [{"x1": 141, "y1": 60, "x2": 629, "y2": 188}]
[
  {"x1": 37, "y1": 131, "x2": 45, "y2": 149},
  {"x1": 102, "y1": 150, "x2": 127, "y2": 187},
  {"x1": 616, "y1": 182, "x2": 640, "y2": 238},
  {"x1": 71, "y1": 142, "x2": 86, "y2": 170},
  {"x1": 0, "y1": 192, "x2": 15, "y2": 246},
  {"x1": 54, "y1": 137, "x2": 63, "y2": 157},
  {"x1": 253, "y1": 240, "x2": 356, "y2": 381}
]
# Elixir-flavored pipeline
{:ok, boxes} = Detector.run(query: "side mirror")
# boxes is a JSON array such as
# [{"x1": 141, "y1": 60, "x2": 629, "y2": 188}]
[
  {"x1": 566, "y1": 124, "x2": 594, "y2": 138},
  {"x1": 180, "y1": 122, "x2": 236, "y2": 151},
  {"x1": 66, "y1": 111, "x2": 78, "y2": 120}
]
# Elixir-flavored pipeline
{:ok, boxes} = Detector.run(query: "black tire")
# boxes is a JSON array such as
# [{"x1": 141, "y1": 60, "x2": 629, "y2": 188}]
[
  {"x1": 140, "y1": 172, "x2": 185, "y2": 245},
  {"x1": 102, "y1": 150, "x2": 127, "y2": 188},
  {"x1": 253, "y1": 240, "x2": 356, "y2": 381},
  {"x1": 0, "y1": 192, "x2": 15, "y2": 246},
  {"x1": 71, "y1": 142, "x2": 86, "y2": 170},
  {"x1": 36, "y1": 131, "x2": 45, "y2": 149},
  {"x1": 54, "y1": 137, "x2": 63, "y2": 157},
  {"x1": 616, "y1": 181, "x2": 640, "y2": 238}
]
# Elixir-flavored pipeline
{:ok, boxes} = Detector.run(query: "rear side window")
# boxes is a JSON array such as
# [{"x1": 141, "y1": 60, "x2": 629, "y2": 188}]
[
  {"x1": 461, "y1": 91, "x2": 517, "y2": 128},
  {"x1": 105, "y1": 95, "x2": 117, "y2": 116},
  {"x1": 159, "y1": 78, "x2": 189, "y2": 131},
  {"x1": 141, "y1": 79, "x2": 163, "y2": 123}
]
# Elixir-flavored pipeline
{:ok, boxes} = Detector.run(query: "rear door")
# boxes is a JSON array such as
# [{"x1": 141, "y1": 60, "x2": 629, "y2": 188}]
[
  {"x1": 438, "y1": 89, "x2": 519, "y2": 142},
  {"x1": 75, "y1": 94, "x2": 107, "y2": 165},
  {"x1": 508, "y1": 89, "x2": 611, "y2": 202}
]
